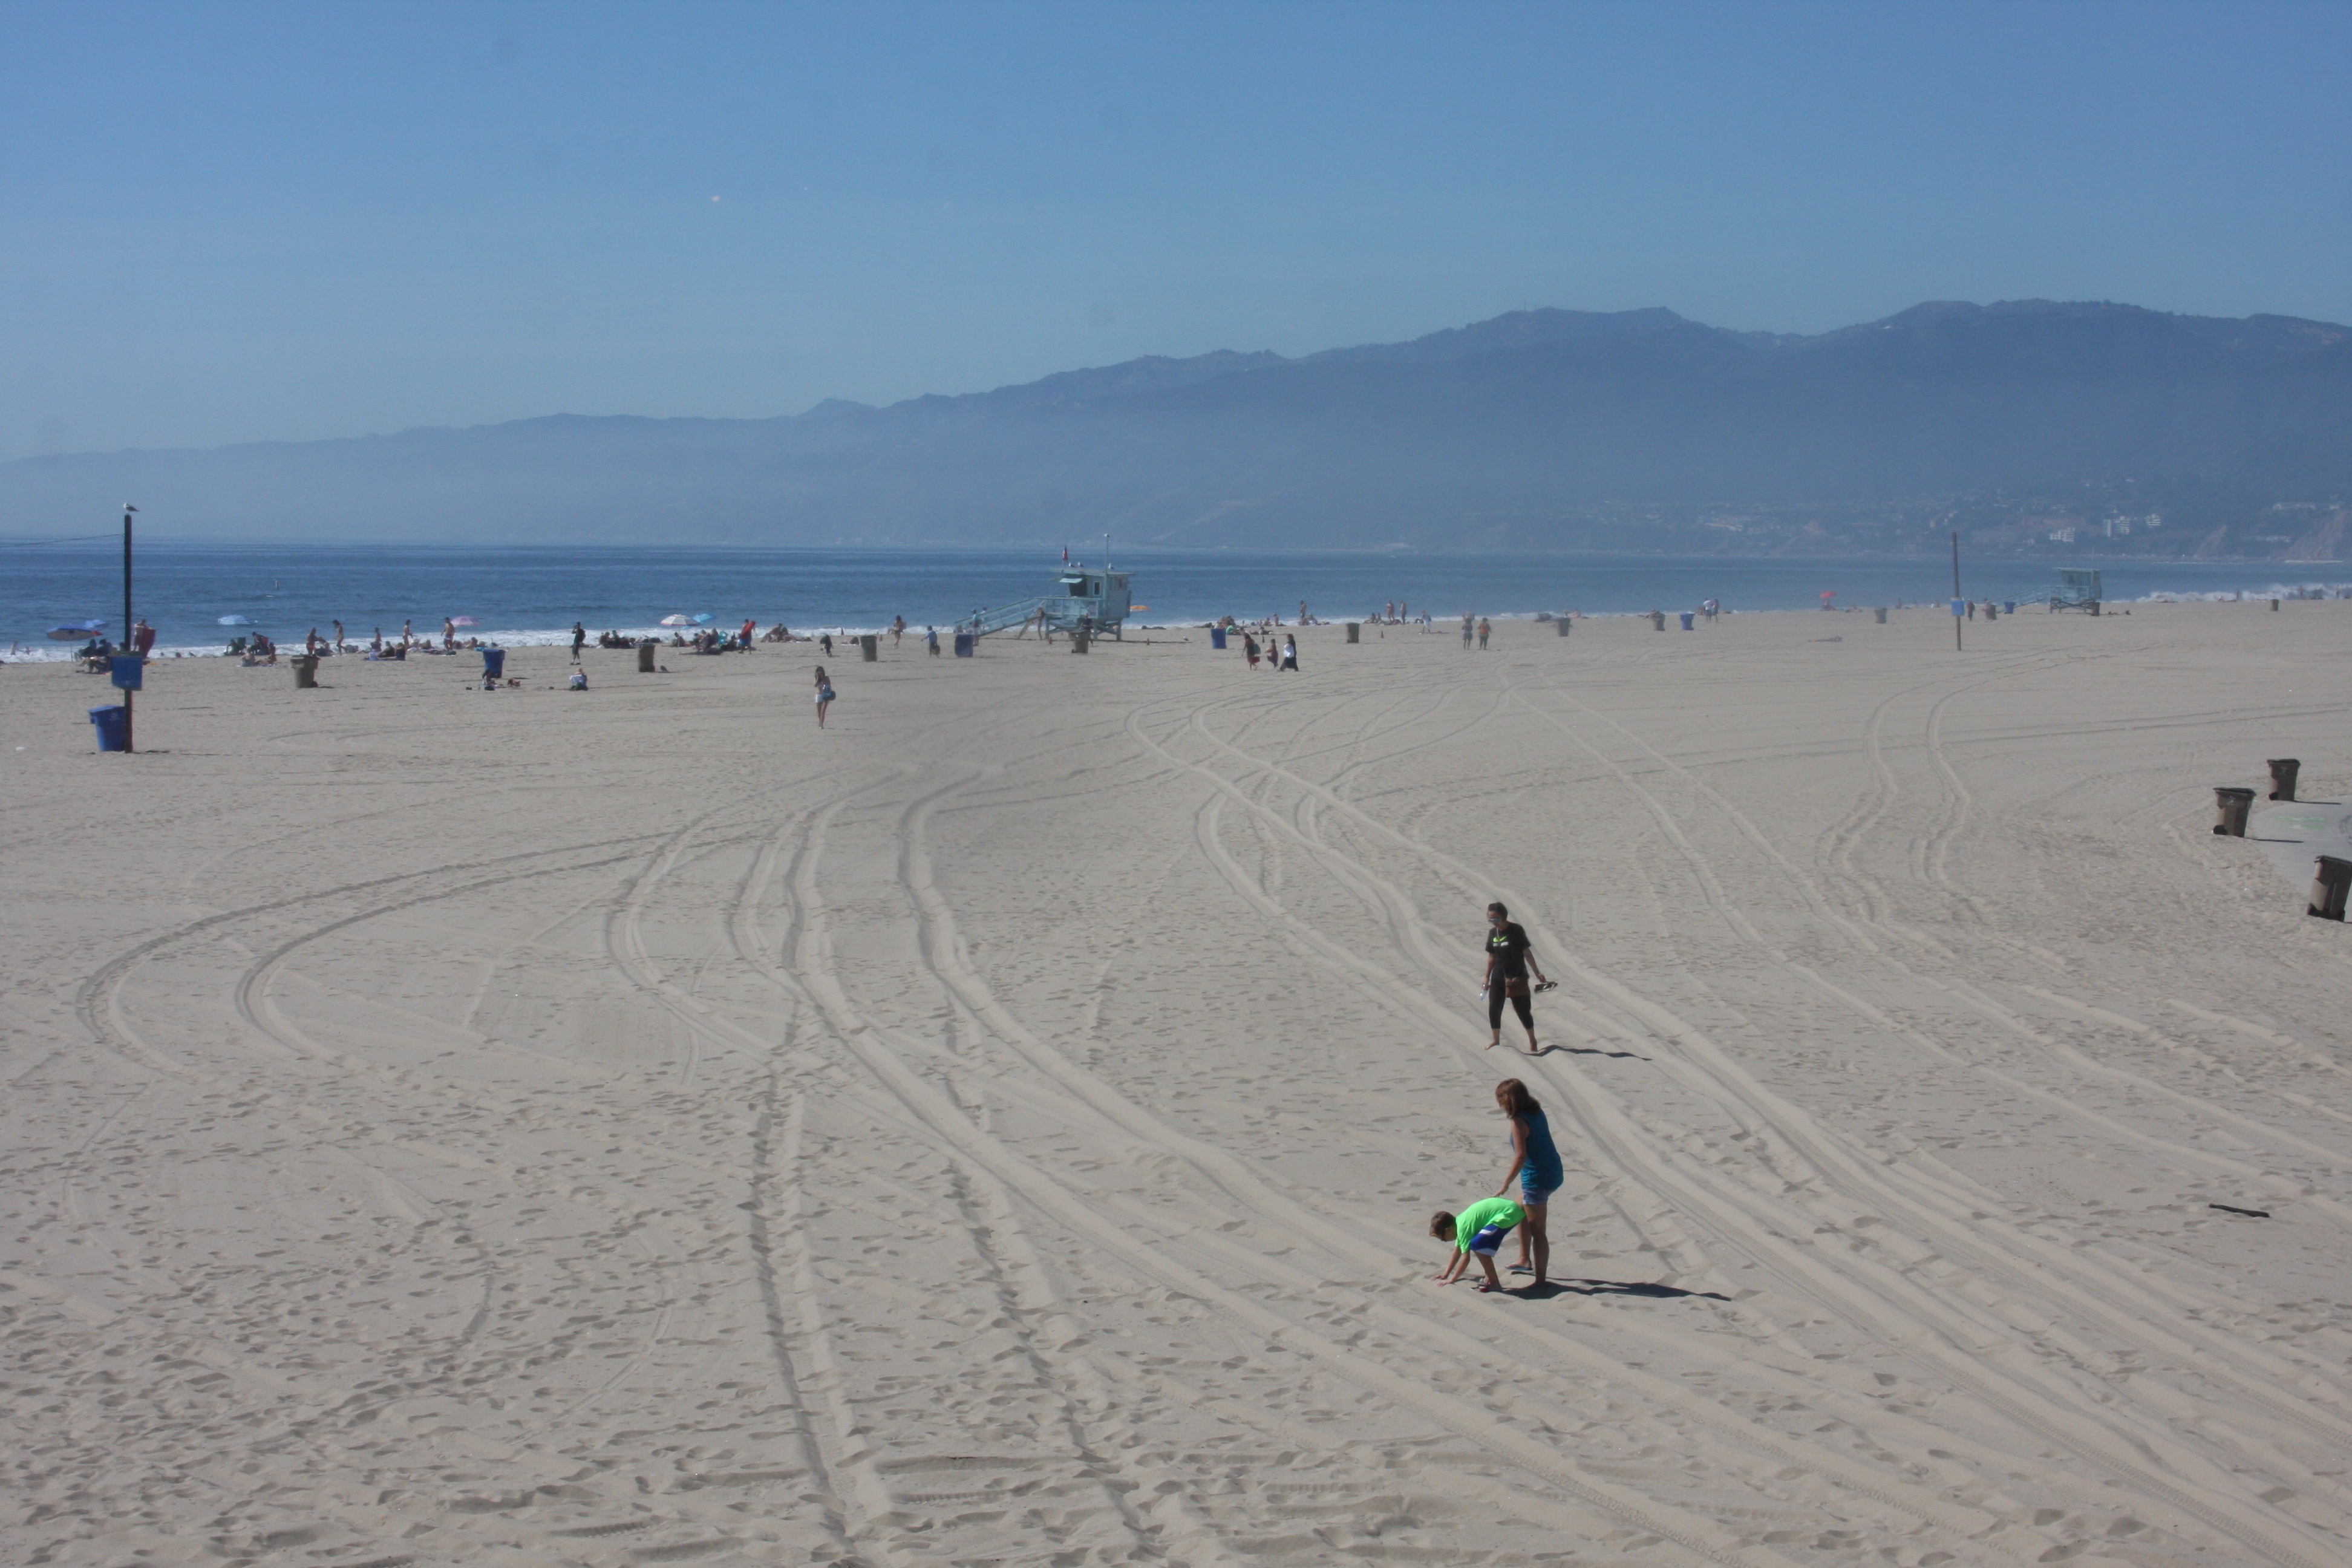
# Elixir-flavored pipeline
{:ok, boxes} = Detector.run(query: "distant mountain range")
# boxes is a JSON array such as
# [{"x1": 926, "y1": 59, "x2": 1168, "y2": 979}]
[{"x1": 6, "y1": 299, "x2": 2350, "y2": 554}]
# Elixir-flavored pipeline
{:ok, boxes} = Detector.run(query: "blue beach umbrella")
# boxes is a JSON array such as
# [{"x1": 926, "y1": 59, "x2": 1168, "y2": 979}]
[
  {"x1": 218, "y1": 614, "x2": 257, "y2": 626},
  {"x1": 47, "y1": 619, "x2": 106, "y2": 641}
]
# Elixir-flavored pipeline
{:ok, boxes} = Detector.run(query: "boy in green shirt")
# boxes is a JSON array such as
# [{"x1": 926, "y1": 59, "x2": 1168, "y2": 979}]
[{"x1": 1429, "y1": 1197, "x2": 1526, "y2": 1291}]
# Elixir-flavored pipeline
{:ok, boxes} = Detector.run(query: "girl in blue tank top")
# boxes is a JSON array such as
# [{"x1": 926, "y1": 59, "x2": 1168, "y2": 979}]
[{"x1": 1494, "y1": 1078, "x2": 1561, "y2": 1282}]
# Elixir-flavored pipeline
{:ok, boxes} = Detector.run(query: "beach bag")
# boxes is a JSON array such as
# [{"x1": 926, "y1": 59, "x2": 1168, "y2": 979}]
[{"x1": 1503, "y1": 975, "x2": 1529, "y2": 1000}]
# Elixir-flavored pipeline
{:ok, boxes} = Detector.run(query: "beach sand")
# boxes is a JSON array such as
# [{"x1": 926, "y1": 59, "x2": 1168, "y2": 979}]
[{"x1": 5, "y1": 603, "x2": 2351, "y2": 1567}]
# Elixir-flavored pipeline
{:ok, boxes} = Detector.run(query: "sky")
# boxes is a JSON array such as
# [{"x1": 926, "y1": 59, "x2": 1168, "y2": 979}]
[{"x1": 3, "y1": 0, "x2": 2348, "y2": 463}]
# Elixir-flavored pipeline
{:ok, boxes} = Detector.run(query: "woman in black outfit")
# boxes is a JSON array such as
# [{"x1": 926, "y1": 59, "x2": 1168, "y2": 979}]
[{"x1": 1481, "y1": 901, "x2": 1547, "y2": 1053}]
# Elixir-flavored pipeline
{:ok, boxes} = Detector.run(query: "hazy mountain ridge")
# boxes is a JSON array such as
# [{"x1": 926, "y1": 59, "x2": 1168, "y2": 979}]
[{"x1": 6, "y1": 300, "x2": 2349, "y2": 554}]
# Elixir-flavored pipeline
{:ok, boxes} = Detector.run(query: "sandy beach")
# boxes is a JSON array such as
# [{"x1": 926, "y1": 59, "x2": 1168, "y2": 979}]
[{"x1": 7, "y1": 602, "x2": 2352, "y2": 1568}]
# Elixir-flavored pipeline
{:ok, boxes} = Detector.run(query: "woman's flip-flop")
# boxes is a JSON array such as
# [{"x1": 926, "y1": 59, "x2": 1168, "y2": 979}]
[
  {"x1": 1508, "y1": 1264, "x2": 1533, "y2": 1275},
  {"x1": 1474, "y1": 1279, "x2": 1502, "y2": 1292}
]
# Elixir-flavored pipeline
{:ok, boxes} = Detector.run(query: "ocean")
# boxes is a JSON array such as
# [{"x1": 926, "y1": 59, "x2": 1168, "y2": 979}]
[{"x1": 2, "y1": 541, "x2": 2343, "y2": 661}]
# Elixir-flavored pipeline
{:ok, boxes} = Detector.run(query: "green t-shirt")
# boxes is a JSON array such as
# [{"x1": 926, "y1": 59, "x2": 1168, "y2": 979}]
[{"x1": 1453, "y1": 1197, "x2": 1526, "y2": 1252}]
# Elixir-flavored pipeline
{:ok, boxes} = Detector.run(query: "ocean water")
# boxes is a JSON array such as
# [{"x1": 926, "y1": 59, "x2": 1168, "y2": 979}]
[{"x1": 1, "y1": 541, "x2": 2343, "y2": 661}]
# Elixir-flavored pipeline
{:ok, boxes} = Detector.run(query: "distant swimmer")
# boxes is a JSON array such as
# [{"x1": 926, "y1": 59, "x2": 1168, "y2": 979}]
[
  {"x1": 1481, "y1": 901, "x2": 1546, "y2": 1053},
  {"x1": 1493, "y1": 1079, "x2": 1561, "y2": 1283},
  {"x1": 812, "y1": 665, "x2": 835, "y2": 728},
  {"x1": 1430, "y1": 1196, "x2": 1526, "y2": 1292}
]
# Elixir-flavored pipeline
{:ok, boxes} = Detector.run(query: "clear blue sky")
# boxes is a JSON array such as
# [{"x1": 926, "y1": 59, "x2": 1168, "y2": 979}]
[{"x1": 4, "y1": 0, "x2": 2347, "y2": 462}]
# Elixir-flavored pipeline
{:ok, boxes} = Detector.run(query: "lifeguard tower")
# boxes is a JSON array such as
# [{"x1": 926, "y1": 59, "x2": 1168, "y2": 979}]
[
  {"x1": 2048, "y1": 569, "x2": 2103, "y2": 613},
  {"x1": 966, "y1": 562, "x2": 1135, "y2": 639}
]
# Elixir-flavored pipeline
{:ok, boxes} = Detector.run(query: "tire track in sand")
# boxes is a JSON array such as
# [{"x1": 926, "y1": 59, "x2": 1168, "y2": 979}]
[{"x1": 1148, "y1": 682, "x2": 2352, "y2": 1568}]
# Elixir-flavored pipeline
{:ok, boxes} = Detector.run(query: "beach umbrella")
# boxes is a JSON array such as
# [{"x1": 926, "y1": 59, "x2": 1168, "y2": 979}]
[
  {"x1": 47, "y1": 619, "x2": 106, "y2": 641},
  {"x1": 659, "y1": 614, "x2": 695, "y2": 627},
  {"x1": 691, "y1": 613, "x2": 714, "y2": 625},
  {"x1": 451, "y1": 615, "x2": 479, "y2": 627},
  {"x1": 218, "y1": 614, "x2": 256, "y2": 626}
]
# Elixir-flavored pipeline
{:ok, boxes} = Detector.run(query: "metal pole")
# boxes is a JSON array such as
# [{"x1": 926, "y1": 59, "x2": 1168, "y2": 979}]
[
  {"x1": 122, "y1": 504, "x2": 136, "y2": 752},
  {"x1": 1950, "y1": 529, "x2": 1962, "y2": 653}
]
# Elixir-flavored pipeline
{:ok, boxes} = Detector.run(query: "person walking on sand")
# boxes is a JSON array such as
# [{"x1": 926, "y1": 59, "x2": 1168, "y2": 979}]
[
  {"x1": 926, "y1": 625, "x2": 940, "y2": 656},
  {"x1": 1243, "y1": 633, "x2": 1261, "y2": 670},
  {"x1": 572, "y1": 622, "x2": 587, "y2": 658},
  {"x1": 1481, "y1": 901, "x2": 1546, "y2": 1053},
  {"x1": 1429, "y1": 1196, "x2": 1526, "y2": 1292},
  {"x1": 1492, "y1": 1079, "x2": 1561, "y2": 1283},
  {"x1": 820, "y1": 630, "x2": 833, "y2": 659},
  {"x1": 812, "y1": 665, "x2": 835, "y2": 727},
  {"x1": 892, "y1": 615, "x2": 906, "y2": 647},
  {"x1": 1280, "y1": 633, "x2": 1299, "y2": 671},
  {"x1": 1477, "y1": 616, "x2": 1491, "y2": 650},
  {"x1": 1461, "y1": 613, "x2": 1474, "y2": 649}
]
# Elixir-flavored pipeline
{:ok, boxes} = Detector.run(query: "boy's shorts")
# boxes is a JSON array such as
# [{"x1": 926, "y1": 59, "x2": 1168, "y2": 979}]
[{"x1": 1468, "y1": 1222, "x2": 1517, "y2": 1256}]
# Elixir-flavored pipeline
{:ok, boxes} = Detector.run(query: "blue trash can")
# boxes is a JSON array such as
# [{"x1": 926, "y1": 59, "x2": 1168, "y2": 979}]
[
  {"x1": 953, "y1": 633, "x2": 975, "y2": 658},
  {"x1": 2004, "y1": 601, "x2": 2016, "y2": 615},
  {"x1": 90, "y1": 705, "x2": 128, "y2": 752},
  {"x1": 1210, "y1": 627, "x2": 1227, "y2": 650},
  {"x1": 1679, "y1": 611, "x2": 1695, "y2": 630},
  {"x1": 481, "y1": 646, "x2": 506, "y2": 679}
]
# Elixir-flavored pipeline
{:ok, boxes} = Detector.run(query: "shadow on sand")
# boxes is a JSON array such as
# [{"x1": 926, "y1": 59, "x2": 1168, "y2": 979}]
[
  {"x1": 1511, "y1": 1278, "x2": 1730, "y2": 1302},
  {"x1": 1524, "y1": 1044, "x2": 1647, "y2": 1060}
]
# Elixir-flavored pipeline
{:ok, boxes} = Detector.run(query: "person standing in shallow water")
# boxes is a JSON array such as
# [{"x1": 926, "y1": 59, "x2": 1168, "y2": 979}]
[
  {"x1": 1480, "y1": 901, "x2": 1546, "y2": 1053},
  {"x1": 1493, "y1": 1078, "x2": 1561, "y2": 1283}
]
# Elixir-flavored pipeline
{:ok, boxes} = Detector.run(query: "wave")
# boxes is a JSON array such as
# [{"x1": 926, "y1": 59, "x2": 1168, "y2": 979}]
[{"x1": 2134, "y1": 584, "x2": 2352, "y2": 604}]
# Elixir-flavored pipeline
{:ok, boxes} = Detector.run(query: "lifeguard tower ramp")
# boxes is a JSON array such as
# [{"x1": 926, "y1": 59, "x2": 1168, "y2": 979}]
[{"x1": 967, "y1": 566, "x2": 1134, "y2": 639}]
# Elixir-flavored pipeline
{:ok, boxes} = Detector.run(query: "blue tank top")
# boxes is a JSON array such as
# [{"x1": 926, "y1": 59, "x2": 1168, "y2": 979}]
[{"x1": 1517, "y1": 1109, "x2": 1564, "y2": 1189}]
